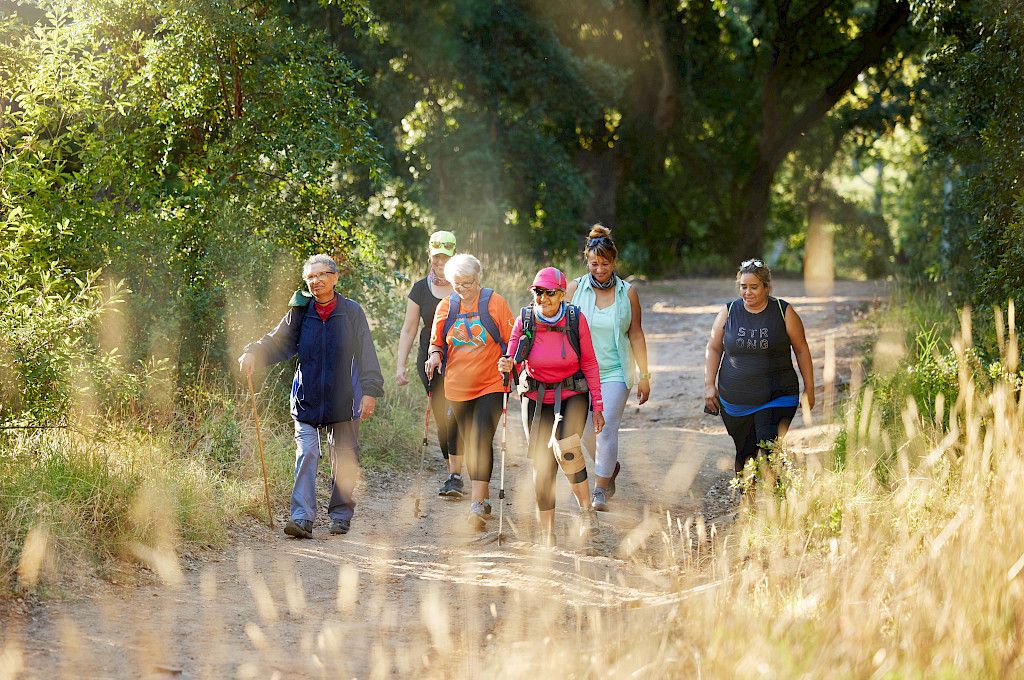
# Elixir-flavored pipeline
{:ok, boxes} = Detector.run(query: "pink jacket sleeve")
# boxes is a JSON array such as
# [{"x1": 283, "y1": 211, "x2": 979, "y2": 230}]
[{"x1": 576, "y1": 312, "x2": 604, "y2": 412}]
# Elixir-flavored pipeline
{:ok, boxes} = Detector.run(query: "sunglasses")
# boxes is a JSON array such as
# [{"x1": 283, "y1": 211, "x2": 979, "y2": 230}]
[
  {"x1": 587, "y1": 236, "x2": 611, "y2": 248},
  {"x1": 740, "y1": 258, "x2": 765, "y2": 270},
  {"x1": 531, "y1": 287, "x2": 562, "y2": 299},
  {"x1": 430, "y1": 240, "x2": 455, "y2": 250}
]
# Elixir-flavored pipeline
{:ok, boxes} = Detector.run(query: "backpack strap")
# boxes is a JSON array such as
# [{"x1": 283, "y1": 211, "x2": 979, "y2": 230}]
[
  {"x1": 777, "y1": 298, "x2": 787, "y2": 320},
  {"x1": 439, "y1": 292, "x2": 461, "y2": 370},
  {"x1": 513, "y1": 306, "x2": 535, "y2": 364},
  {"x1": 476, "y1": 288, "x2": 507, "y2": 356},
  {"x1": 564, "y1": 304, "x2": 582, "y2": 358}
]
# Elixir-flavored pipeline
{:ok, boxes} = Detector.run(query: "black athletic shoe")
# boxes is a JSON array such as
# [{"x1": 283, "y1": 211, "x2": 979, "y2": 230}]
[
  {"x1": 607, "y1": 461, "x2": 621, "y2": 498},
  {"x1": 329, "y1": 519, "x2": 350, "y2": 535},
  {"x1": 284, "y1": 519, "x2": 313, "y2": 539},
  {"x1": 438, "y1": 474, "x2": 465, "y2": 499}
]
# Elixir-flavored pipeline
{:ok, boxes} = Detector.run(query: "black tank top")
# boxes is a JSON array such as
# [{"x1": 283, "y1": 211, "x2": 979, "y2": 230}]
[
  {"x1": 717, "y1": 297, "x2": 799, "y2": 406},
  {"x1": 408, "y1": 277, "x2": 442, "y2": 354}
]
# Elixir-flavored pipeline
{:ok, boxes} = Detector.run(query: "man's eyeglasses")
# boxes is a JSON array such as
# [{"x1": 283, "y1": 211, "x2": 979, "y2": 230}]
[
  {"x1": 531, "y1": 287, "x2": 562, "y2": 299},
  {"x1": 740, "y1": 258, "x2": 765, "y2": 270},
  {"x1": 453, "y1": 279, "x2": 478, "y2": 290},
  {"x1": 304, "y1": 271, "x2": 337, "y2": 283}
]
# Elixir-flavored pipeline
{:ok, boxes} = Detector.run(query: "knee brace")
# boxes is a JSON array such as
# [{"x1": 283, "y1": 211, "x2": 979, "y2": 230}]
[{"x1": 553, "y1": 433, "x2": 587, "y2": 480}]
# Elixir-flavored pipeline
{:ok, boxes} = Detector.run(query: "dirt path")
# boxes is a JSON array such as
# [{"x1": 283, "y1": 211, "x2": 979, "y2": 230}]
[{"x1": 2, "y1": 278, "x2": 884, "y2": 679}]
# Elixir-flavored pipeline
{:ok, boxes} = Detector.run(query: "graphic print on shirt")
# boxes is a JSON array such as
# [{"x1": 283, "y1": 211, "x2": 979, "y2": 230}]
[
  {"x1": 451, "y1": 314, "x2": 487, "y2": 350},
  {"x1": 736, "y1": 326, "x2": 771, "y2": 350}
]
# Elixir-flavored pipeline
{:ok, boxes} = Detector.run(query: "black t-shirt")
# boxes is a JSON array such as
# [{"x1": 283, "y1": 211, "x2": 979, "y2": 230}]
[
  {"x1": 408, "y1": 277, "x2": 443, "y2": 355},
  {"x1": 717, "y1": 297, "x2": 799, "y2": 406}
]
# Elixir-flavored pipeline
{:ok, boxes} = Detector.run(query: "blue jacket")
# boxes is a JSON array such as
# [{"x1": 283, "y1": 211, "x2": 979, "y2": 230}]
[{"x1": 245, "y1": 294, "x2": 385, "y2": 426}]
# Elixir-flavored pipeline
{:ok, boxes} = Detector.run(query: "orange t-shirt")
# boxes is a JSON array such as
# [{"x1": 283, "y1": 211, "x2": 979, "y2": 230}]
[{"x1": 430, "y1": 291, "x2": 515, "y2": 401}]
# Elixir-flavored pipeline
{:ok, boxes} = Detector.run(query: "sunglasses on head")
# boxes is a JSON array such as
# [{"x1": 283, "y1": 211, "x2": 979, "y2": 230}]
[
  {"x1": 531, "y1": 287, "x2": 562, "y2": 299},
  {"x1": 430, "y1": 240, "x2": 455, "y2": 249},
  {"x1": 587, "y1": 236, "x2": 611, "y2": 248},
  {"x1": 740, "y1": 258, "x2": 765, "y2": 270}
]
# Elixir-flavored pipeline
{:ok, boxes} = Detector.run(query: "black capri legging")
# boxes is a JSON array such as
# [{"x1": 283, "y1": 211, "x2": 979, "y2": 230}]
[
  {"x1": 449, "y1": 392, "x2": 503, "y2": 483},
  {"x1": 720, "y1": 404, "x2": 797, "y2": 473},
  {"x1": 416, "y1": 346, "x2": 459, "y2": 459},
  {"x1": 526, "y1": 393, "x2": 590, "y2": 512}
]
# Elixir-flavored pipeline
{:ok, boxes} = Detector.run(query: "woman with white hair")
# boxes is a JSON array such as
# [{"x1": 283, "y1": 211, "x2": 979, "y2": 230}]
[{"x1": 424, "y1": 254, "x2": 514, "y2": 530}]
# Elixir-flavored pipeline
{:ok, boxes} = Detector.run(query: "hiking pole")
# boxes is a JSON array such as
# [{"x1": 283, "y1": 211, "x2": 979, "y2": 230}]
[
  {"x1": 497, "y1": 366, "x2": 511, "y2": 546},
  {"x1": 413, "y1": 392, "x2": 432, "y2": 518},
  {"x1": 246, "y1": 373, "x2": 275, "y2": 529}
]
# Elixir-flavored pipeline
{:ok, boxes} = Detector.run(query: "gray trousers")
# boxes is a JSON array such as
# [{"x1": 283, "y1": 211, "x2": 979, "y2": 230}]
[{"x1": 291, "y1": 420, "x2": 360, "y2": 523}]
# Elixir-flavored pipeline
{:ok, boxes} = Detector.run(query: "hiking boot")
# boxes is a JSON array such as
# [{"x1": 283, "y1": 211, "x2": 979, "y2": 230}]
[
  {"x1": 438, "y1": 474, "x2": 465, "y2": 499},
  {"x1": 329, "y1": 518, "x2": 350, "y2": 535},
  {"x1": 284, "y1": 519, "x2": 313, "y2": 539},
  {"x1": 592, "y1": 486, "x2": 609, "y2": 512},
  {"x1": 607, "y1": 461, "x2": 621, "y2": 498},
  {"x1": 577, "y1": 508, "x2": 598, "y2": 543},
  {"x1": 467, "y1": 501, "x2": 489, "y2": 530}
]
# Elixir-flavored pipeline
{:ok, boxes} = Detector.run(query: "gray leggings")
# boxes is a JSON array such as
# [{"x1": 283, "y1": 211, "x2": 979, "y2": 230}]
[{"x1": 582, "y1": 380, "x2": 629, "y2": 478}]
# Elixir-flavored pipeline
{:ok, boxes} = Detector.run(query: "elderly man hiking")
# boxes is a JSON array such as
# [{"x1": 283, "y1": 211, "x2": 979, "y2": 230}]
[{"x1": 238, "y1": 254, "x2": 385, "y2": 539}]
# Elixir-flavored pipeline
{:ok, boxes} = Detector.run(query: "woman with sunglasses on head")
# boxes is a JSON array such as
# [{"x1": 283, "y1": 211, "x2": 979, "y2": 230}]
[
  {"x1": 425, "y1": 254, "x2": 515, "y2": 530},
  {"x1": 397, "y1": 230, "x2": 465, "y2": 498},
  {"x1": 704, "y1": 258, "x2": 815, "y2": 475},
  {"x1": 565, "y1": 224, "x2": 651, "y2": 512},
  {"x1": 499, "y1": 267, "x2": 605, "y2": 547}
]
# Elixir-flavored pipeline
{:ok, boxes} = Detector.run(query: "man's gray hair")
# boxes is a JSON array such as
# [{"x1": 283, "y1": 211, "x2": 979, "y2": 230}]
[
  {"x1": 444, "y1": 253, "x2": 482, "y2": 283},
  {"x1": 303, "y1": 254, "x2": 340, "y2": 276}
]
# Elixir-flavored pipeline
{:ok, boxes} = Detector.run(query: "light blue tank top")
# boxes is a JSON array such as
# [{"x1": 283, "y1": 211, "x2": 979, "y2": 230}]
[{"x1": 589, "y1": 305, "x2": 625, "y2": 383}]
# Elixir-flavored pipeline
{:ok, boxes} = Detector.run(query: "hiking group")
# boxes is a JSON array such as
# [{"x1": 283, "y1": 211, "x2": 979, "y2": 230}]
[{"x1": 239, "y1": 225, "x2": 814, "y2": 546}]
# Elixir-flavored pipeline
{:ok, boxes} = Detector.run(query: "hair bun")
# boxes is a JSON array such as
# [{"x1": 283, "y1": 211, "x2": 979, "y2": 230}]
[{"x1": 588, "y1": 224, "x2": 611, "y2": 240}]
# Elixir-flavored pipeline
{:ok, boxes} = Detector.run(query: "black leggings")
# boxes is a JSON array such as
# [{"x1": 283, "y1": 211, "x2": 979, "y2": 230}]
[
  {"x1": 417, "y1": 349, "x2": 459, "y2": 459},
  {"x1": 720, "y1": 405, "x2": 797, "y2": 473},
  {"x1": 526, "y1": 394, "x2": 590, "y2": 512},
  {"x1": 450, "y1": 392, "x2": 503, "y2": 483}
]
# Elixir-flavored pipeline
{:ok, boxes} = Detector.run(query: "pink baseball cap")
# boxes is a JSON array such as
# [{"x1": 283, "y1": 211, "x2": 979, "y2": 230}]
[{"x1": 531, "y1": 267, "x2": 568, "y2": 291}]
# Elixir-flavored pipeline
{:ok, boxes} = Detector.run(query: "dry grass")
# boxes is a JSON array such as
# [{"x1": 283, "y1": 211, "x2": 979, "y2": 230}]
[{"x1": 6, "y1": 299, "x2": 1024, "y2": 678}]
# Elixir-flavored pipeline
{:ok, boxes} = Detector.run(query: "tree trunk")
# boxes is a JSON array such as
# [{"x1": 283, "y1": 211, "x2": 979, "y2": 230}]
[
  {"x1": 576, "y1": 147, "x2": 625, "y2": 228},
  {"x1": 804, "y1": 199, "x2": 835, "y2": 296},
  {"x1": 732, "y1": 162, "x2": 775, "y2": 261}
]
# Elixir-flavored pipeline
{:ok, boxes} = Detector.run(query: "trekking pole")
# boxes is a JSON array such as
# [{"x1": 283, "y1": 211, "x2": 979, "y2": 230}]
[
  {"x1": 413, "y1": 392, "x2": 432, "y2": 518},
  {"x1": 497, "y1": 366, "x2": 511, "y2": 546},
  {"x1": 246, "y1": 373, "x2": 274, "y2": 529}
]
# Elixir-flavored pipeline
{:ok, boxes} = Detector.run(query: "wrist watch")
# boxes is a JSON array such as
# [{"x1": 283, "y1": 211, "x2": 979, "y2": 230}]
[{"x1": 640, "y1": 371, "x2": 651, "y2": 380}]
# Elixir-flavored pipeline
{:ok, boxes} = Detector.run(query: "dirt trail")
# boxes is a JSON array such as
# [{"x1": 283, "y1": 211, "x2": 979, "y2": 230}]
[{"x1": 2, "y1": 278, "x2": 884, "y2": 679}]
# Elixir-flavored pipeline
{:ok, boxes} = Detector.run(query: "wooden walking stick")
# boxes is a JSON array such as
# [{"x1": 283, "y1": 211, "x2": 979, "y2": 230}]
[{"x1": 246, "y1": 373, "x2": 275, "y2": 528}]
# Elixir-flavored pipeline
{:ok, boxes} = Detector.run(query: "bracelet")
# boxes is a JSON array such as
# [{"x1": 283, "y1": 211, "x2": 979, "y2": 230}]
[
  {"x1": 640, "y1": 371, "x2": 651, "y2": 380},
  {"x1": 429, "y1": 349, "x2": 443, "y2": 357}
]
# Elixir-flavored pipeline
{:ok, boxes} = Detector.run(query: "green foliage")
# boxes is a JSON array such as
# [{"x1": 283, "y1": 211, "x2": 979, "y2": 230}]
[
  {"x1": 1, "y1": 0, "x2": 387, "y2": 382},
  {"x1": 912, "y1": 0, "x2": 1024, "y2": 304},
  {"x1": 0, "y1": 216, "x2": 126, "y2": 425}
]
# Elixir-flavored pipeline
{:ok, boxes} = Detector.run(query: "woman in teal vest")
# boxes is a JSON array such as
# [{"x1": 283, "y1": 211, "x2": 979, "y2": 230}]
[{"x1": 567, "y1": 224, "x2": 651, "y2": 512}]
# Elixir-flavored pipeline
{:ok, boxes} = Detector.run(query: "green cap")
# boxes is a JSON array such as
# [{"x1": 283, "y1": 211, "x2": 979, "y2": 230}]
[{"x1": 428, "y1": 230, "x2": 457, "y2": 257}]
